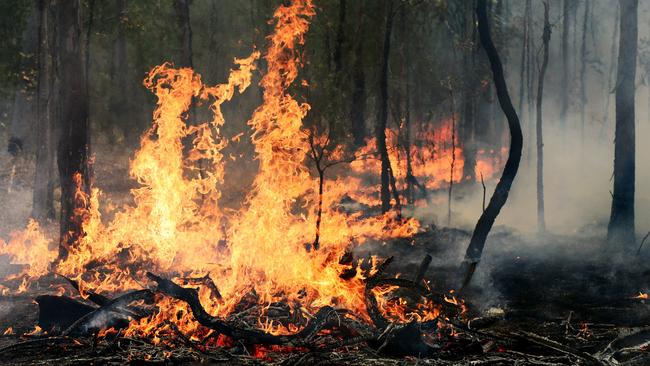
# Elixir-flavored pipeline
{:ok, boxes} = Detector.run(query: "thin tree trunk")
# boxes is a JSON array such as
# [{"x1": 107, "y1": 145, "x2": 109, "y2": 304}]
[
  {"x1": 351, "y1": 4, "x2": 366, "y2": 148},
  {"x1": 518, "y1": 0, "x2": 530, "y2": 162},
  {"x1": 602, "y1": 4, "x2": 619, "y2": 139},
  {"x1": 33, "y1": 0, "x2": 56, "y2": 221},
  {"x1": 333, "y1": 0, "x2": 346, "y2": 74},
  {"x1": 111, "y1": 0, "x2": 130, "y2": 144},
  {"x1": 536, "y1": 2, "x2": 550, "y2": 234},
  {"x1": 526, "y1": 1, "x2": 535, "y2": 163},
  {"x1": 174, "y1": 0, "x2": 193, "y2": 68},
  {"x1": 378, "y1": 0, "x2": 396, "y2": 214},
  {"x1": 607, "y1": 0, "x2": 638, "y2": 249},
  {"x1": 56, "y1": 0, "x2": 90, "y2": 260},
  {"x1": 458, "y1": 0, "x2": 523, "y2": 290},
  {"x1": 579, "y1": 0, "x2": 589, "y2": 144},
  {"x1": 560, "y1": 0, "x2": 570, "y2": 128},
  {"x1": 461, "y1": 0, "x2": 476, "y2": 182},
  {"x1": 448, "y1": 94, "x2": 457, "y2": 226}
]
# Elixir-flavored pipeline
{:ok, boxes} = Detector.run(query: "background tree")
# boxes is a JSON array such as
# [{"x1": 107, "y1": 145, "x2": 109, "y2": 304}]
[
  {"x1": 32, "y1": 0, "x2": 56, "y2": 221},
  {"x1": 536, "y1": 2, "x2": 550, "y2": 234},
  {"x1": 607, "y1": 0, "x2": 638, "y2": 249}
]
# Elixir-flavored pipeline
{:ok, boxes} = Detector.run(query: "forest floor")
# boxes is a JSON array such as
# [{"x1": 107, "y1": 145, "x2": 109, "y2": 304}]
[{"x1": 1, "y1": 146, "x2": 650, "y2": 364}]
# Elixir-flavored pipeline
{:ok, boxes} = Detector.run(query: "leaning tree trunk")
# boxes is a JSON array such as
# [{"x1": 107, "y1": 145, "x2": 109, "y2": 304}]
[
  {"x1": 56, "y1": 0, "x2": 90, "y2": 260},
  {"x1": 33, "y1": 0, "x2": 56, "y2": 221},
  {"x1": 607, "y1": 0, "x2": 638, "y2": 249},
  {"x1": 377, "y1": 0, "x2": 397, "y2": 214},
  {"x1": 458, "y1": 0, "x2": 523, "y2": 289},
  {"x1": 536, "y1": 2, "x2": 551, "y2": 234}
]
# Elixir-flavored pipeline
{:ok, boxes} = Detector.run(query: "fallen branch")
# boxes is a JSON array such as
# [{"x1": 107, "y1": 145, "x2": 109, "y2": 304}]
[
  {"x1": 146, "y1": 272, "x2": 348, "y2": 347},
  {"x1": 62, "y1": 289, "x2": 154, "y2": 336}
]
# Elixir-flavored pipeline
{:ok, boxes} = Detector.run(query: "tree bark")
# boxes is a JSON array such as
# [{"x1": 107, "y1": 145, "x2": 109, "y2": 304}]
[
  {"x1": 333, "y1": 0, "x2": 346, "y2": 74},
  {"x1": 602, "y1": 4, "x2": 619, "y2": 139},
  {"x1": 458, "y1": 0, "x2": 523, "y2": 289},
  {"x1": 109, "y1": 0, "x2": 130, "y2": 144},
  {"x1": 579, "y1": 0, "x2": 589, "y2": 144},
  {"x1": 32, "y1": 0, "x2": 56, "y2": 221},
  {"x1": 56, "y1": 0, "x2": 90, "y2": 260},
  {"x1": 461, "y1": 0, "x2": 477, "y2": 182},
  {"x1": 378, "y1": 0, "x2": 396, "y2": 214},
  {"x1": 607, "y1": 0, "x2": 638, "y2": 249},
  {"x1": 560, "y1": 0, "x2": 570, "y2": 128},
  {"x1": 174, "y1": 0, "x2": 193, "y2": 68},
  {"x1": 350, "y1": 4, "x2": 366, "y2": 148},
  {"x1": 536, "y1": 2, "x2": 550, "y2": 234}
]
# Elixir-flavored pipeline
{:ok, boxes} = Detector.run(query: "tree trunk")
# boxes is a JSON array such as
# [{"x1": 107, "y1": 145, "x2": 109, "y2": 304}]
[
  {"x1": 461, "y1": 0, "x2": 477, "y2": 182},
  {"x1": 333, "y1": 0, "x2": 346, "y2": 74},
  {"x1": 560, "y1": 0, "x2": 570, "y2": 128},
  {"x1": 32, "y1": 0, "x2": 56, "y2": 221},
  {"x1": 56, "y1": 0, "x2": 90, "y2": 260},
  {"x1": 579, "y1": 0, "x2": 589, "y2": 144},
  {"x1": 607, "y1": 0, "x2": 638, "y2": 249},
  {"x1": 458, "y1": 0, "x2": 523, "y2": 289},
  {"x1": 174, "y1": 0, "x2": 193, "y2": 68},
  {"x1": 517, "y1": 0, "x2": 530, "y2": 162},
  {"x1": 378, "y1": 0, "x2": 395, "y2": 214},
  {"x1": 536, "y1": 2, "x2": 550, "y2": 234},
  {"x1": 602, "y1": 4, "x2": 619, "y2": 139},
  {"x1": 110, "y1": 0, "x2": 130, "y2": 144},
  {"x1": 350, "y1": 4, "x2": 366, "y2": 148}
]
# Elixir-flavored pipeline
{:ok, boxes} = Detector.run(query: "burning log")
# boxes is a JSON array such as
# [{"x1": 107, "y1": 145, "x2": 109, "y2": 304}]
[
  {"x1": 61, "y1": 289, "x2": 154, "y2": 336},
  {"x1": 35, "y1": 295, "x2": 96, "y2": 333},
  {"x1": 146, "y1": 272, "x2": 350, "y2": 348}
]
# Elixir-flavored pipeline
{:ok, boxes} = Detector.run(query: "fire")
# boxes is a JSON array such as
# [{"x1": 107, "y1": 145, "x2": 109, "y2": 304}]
[
  {"x1": 0, "y1": 0, "x2": 470, "y2": 342},
  {"x1": 0, "y1": 219, "x2": 53, "y2": 289},
  {"x1": 350, "y1": 118, "x2": 465, "y2": 196},
  {"x1": 634, "y1": 292, "x2": 649, "y2": 299}
]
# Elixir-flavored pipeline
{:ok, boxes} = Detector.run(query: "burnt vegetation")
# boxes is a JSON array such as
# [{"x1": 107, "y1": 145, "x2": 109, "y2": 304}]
[{"x1": 0, "y1": 0, "x2": 649, "y2": 365}]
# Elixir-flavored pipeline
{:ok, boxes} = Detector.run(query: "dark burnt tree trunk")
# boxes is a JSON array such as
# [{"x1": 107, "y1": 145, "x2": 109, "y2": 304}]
[
  {"x1": 461, "y1": 0, "x2": 477, "y2": 182},
  {"x1": 607, "y1": 0, "x2": 638, "y2": 249},
  {"x1": 174, "y1": 0, "x2": 193, "y2": 68},
  {"x1": 350, "y1": 3, "x2": 366, "y2": 148},
  {"x1": 536, "y1": 2, "x2": 550, "y2": 234},
  {"x1": 33, "y1": 0, "x2": 56, "y2": 221},
  {"x1": 458, "y1": 0, "x2": 523, "y2": 289},
  {"x1": 333, "y1": 0, "x2": 346, "y2": 74},
  {"x1": 57, "y1": 0, "x2": 90, "y2": 260},
  {"x1": 110, "y1": 0, "x2": 129, "y2": 144},
  {"x1": 560, "y1": 0, "x2": 570, "y2": 128},
  {"x1": 603, "y1": 4, "x2": 619, "y2": 138},
  {"x1": 378, "y1": 0, "x2": 398, "y2": 214},
  {"x1": 579, "y1": 0, "x2": 589, "y2": 144}
]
